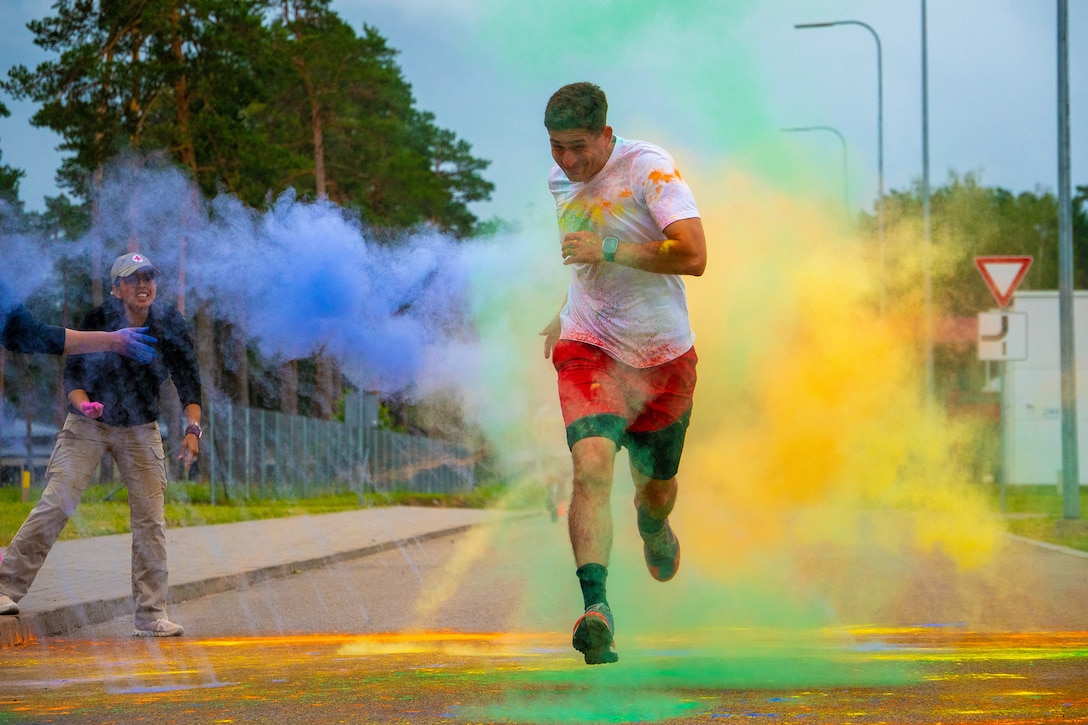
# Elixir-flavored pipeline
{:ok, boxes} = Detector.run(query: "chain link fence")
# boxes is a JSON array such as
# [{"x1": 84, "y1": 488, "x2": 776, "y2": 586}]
[
  {"x1": 182, "y1": 393, "x2": 477, "y2": 503},
  {"x1": 4, "y1": 394, "x2": 477, "y2": 500}
]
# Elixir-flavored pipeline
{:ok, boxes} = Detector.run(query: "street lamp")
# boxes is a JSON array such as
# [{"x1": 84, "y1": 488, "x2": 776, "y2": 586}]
[
  {"x1": 1056, "y1": 0, "x2": 1079, "y2": 517},
  {"x1": 795, "y1": 20, "x2": 885, "y2": 315},
  {"x1": 921, "y1": 1, "x2": 934, "y2": 402},
  {"x1": 780, "y1": 126, "x2": 849, "y2": 214}
]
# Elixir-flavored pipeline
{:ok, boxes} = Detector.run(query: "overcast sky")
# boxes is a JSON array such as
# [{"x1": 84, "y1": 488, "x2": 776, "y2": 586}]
[{"x1": 0, "y1": 0, "x2": 1084, "y2": 221}]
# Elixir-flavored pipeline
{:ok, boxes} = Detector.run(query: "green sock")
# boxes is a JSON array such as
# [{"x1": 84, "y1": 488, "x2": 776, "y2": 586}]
[
  {"x1": 576, "y1": 563, "x2": 608, "y2": 609},
  {"x1": 637, "y1": 507, "x2": 665, "y2": 536}
]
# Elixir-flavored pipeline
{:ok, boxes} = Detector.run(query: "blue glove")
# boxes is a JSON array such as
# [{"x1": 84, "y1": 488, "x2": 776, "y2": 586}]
[{"x1": 117, "y1": 327, "x2": 158, "y2": 363}]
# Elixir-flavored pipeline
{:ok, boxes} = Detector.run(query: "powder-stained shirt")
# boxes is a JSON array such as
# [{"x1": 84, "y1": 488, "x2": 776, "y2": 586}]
[
  {"x1": 65, "y1": 297, "x2": 202, "y2": 428},
  {"x1": 0, "y1": 280, "x2": 66, "y2": 355},
  {"x1": 549, "y1": 135, "x2": 700, "y2": 368}
]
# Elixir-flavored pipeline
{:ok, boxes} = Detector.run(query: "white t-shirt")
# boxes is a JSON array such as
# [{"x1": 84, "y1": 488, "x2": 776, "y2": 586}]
[{"x1": 549, "y1": 135, "x2": 700, "y2": 368}]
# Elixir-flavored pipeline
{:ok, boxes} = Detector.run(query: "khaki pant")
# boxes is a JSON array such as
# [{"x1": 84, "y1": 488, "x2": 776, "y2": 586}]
[{"x1": 0, "y1": 413, "x2": 170, "y2": 629}]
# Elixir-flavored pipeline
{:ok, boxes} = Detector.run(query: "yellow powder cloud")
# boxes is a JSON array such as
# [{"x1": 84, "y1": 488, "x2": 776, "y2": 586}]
[{"x1": 680, "y1": 167, "x2": 1002, "y2": 573}]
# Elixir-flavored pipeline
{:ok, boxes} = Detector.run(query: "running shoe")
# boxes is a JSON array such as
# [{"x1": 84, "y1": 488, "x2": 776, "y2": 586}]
[
  {"x1": 641, "y1": 518, "x2": 680, "y2": 582},
  {"x1": 133, "y1": 618, "x2": 184, "y2": 637},
  {"x1": 0, "y1": 594, "x2": 18, "y2": 615},
  {"x1": 572, "y1": 602, "x2": 618, "y2": 665}
]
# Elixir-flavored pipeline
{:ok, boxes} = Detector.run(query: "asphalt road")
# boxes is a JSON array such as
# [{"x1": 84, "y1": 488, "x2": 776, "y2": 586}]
[{"x1": 1, "y1": 511, "x2": 1087, "y2": 723}]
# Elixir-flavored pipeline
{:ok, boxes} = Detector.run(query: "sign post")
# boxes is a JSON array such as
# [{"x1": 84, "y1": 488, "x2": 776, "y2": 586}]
[
  {"x1": 978, "y1": 311, "x2": 1027, "y2": 361},
  {"x1": 975, "y1": 256, "x2": 1033, "y2": 510}
]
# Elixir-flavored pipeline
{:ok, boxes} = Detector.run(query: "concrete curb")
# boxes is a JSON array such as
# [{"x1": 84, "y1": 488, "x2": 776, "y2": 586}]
[
  {"x1": 0, "y1": 523, "x2": 477, "y2": 649},
  {"x1": 1004, "y1": 531, "x2": 1088, "y2": 559}
]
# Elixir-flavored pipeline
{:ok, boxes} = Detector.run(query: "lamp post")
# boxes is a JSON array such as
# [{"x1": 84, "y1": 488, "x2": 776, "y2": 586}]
[
  {"x1": 795, "y1": 20, "x2": 885, "y2": 315},
  {"x1": 780, "y1": 126, "x2": 850, "y2": 214},
  {"x1": 921, "y1": 0, "x2": 934, "y2": 403},
  {"x1": 1056, "y1": 0, "x2": 1079, "y2": 518}
]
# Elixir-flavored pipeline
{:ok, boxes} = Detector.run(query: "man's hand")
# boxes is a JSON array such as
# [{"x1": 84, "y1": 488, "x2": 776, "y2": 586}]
[
  {"x1": 559, "y1": 219, "x2": 707, "y2": 276},
  {"x1": 560, "y1": 231, "x2": 606, "y2": 266},
  {"x1": 113, "y1": 327, "x2": 157, "y2": 363},
  {"x1": 540, "y1": 316, "x2": 561, "y2": 359},
  {"x1": 179, "y1": 435, "x2": 199, "y2": 474},
  {"x1": 79, "y1": 401, "x2": 104, "y2": 419}
]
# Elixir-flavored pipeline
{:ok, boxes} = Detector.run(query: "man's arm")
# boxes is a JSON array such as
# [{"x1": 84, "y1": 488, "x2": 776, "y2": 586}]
[
  {"x1": 2, "y1": 304, "x2": 66, "y2": 355},
  {"x1": 559, "y1": 217, "x2": 707, "y2": 276},
  {"x1": 161, "y1": 307, "x2": 203, "y2": 471},
  {"x1": 63, "y1": 328, "x2": 157, "y2": 362},
  {"x1": 3, "y1": 300, "x2": 156, "y2": 361},
  {"x1": 539, "y1": 294, "x2": 568, "y2": 359},
  {"x1": 67, "y1": 387, "x2": 103, "y2": 419},
  {"x1": 179, "y1": 403, "x2": 202, "y2": 472}
]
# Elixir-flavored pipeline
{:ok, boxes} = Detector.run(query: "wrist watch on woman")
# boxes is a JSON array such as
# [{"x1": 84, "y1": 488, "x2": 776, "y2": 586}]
[{"x1": 185, "y1": 422, "x2": 202, "y2": 439}]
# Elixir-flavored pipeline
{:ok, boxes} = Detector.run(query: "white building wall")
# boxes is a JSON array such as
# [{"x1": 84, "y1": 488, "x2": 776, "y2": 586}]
[{"x1": 1003, "y1": 291, "x2": 1088, "y2": 485}]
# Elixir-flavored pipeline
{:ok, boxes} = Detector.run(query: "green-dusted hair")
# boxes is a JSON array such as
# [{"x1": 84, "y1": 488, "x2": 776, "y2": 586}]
[{"x1": 544, "y1": 82, "x2": 608, "y2": 132}]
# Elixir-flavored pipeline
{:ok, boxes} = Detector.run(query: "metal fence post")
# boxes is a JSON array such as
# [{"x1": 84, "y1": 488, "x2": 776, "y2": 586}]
[
  {"x1": 226, "y1": 399, "x2": 234, "y2": 499},
  {"x1": 274, "y1": 411, "x2": 282, "y2": 495},
  {"x1": 208, "y1": 394, "x2": 216, "y2": 506},
  {"x1": 259, "y1": 408, "x2": 266, "y2": 497},
  {"x1": 244, "y1": 406, "x2": 251, "y2": 500},
  {"x1": 302, "y1": 414, "x2": 309, "y2": 498}
]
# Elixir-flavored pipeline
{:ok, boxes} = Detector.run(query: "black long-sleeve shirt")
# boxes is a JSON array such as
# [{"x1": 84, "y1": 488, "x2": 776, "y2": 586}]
[
  {"x1": 65, "y1": 297, "x2": 202, "y2": 427},
  {"x1": 0, "y1": 281, "x2": 66, "y2": 355}
]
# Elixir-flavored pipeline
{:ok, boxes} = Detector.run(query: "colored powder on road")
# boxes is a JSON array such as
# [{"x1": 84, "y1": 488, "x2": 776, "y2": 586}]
[{"x1": 5, "y1": 631, "x2": 1087, "y2": 722}]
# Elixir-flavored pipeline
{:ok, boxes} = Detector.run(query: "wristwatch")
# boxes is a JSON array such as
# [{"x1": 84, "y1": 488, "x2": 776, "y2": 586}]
[
  {"x1": 185, "y1": 422, "x2": 203, "y2": 439},
  {"x1": 602, "y1": 236, "x2": 618, "y2": 263}
]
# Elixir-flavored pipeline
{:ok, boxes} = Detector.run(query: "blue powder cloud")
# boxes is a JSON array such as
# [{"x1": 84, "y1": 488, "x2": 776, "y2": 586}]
[{"x1": 56, "y1": 155, "x2": 473, "y2": 396}]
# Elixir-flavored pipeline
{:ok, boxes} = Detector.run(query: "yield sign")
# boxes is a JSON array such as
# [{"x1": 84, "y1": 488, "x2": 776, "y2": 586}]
[{"x1": 974, "y1": 255, "x2": 1033, "y2": 308}]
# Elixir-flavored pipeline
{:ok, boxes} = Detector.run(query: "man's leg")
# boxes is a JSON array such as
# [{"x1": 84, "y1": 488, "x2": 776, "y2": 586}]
[
  {"x1": 552, "y1": 340, "x2": 626, "y2": 664},
  {"x1": 0, "y1": 415, "x2": 103, "y2": 607},
  {"x1": 630, "y1": 464, "x2": 682, "y2": 583},
  {"x1": 568, "y1": 436, "x2": 617, "y2": 569},
  {"x1": 568, "y1": 435, "x2": 620, "y2": 664},
  {"x1": 625, "y1": 344, "x2": 695, "y2": 584},
  {"x1": 112, "y1": 423, "x2": 178, "y2": 635},
  {"x1": 632, "y1": 471, "x2": 677, "y2": 525}
]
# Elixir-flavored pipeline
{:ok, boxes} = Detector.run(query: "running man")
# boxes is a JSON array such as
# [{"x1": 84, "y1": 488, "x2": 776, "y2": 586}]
[{"x1": 540, "y1": 82, "x2": 707, "y2": 664}]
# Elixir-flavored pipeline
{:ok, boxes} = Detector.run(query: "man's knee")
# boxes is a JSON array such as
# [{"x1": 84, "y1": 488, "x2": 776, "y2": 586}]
[
  {"x1": 571, "y1": 437, "x2": 617, "y2": 494},
  {"x1": 637, "y1": 477, "x2": 677, "y2": 509}
]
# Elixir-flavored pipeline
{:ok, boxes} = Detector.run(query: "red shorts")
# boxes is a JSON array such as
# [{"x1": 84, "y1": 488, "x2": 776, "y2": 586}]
[{"x1": 552, "y1": 339, "x2": 697, "y2": 480}]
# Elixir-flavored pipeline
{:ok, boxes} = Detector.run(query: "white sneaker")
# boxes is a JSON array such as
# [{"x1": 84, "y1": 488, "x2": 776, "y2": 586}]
[
  {"x1": 0, "y1": 594, "x2": 18, "y2": 615},
  {"x1": 132, "y1": 618, "x2": 184, "y2": 637}
]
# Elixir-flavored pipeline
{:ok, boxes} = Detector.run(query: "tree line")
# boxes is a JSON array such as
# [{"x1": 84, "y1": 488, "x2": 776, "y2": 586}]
[{"x1": 4, "y1": 0, "x2": 492, "y2": 236}]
